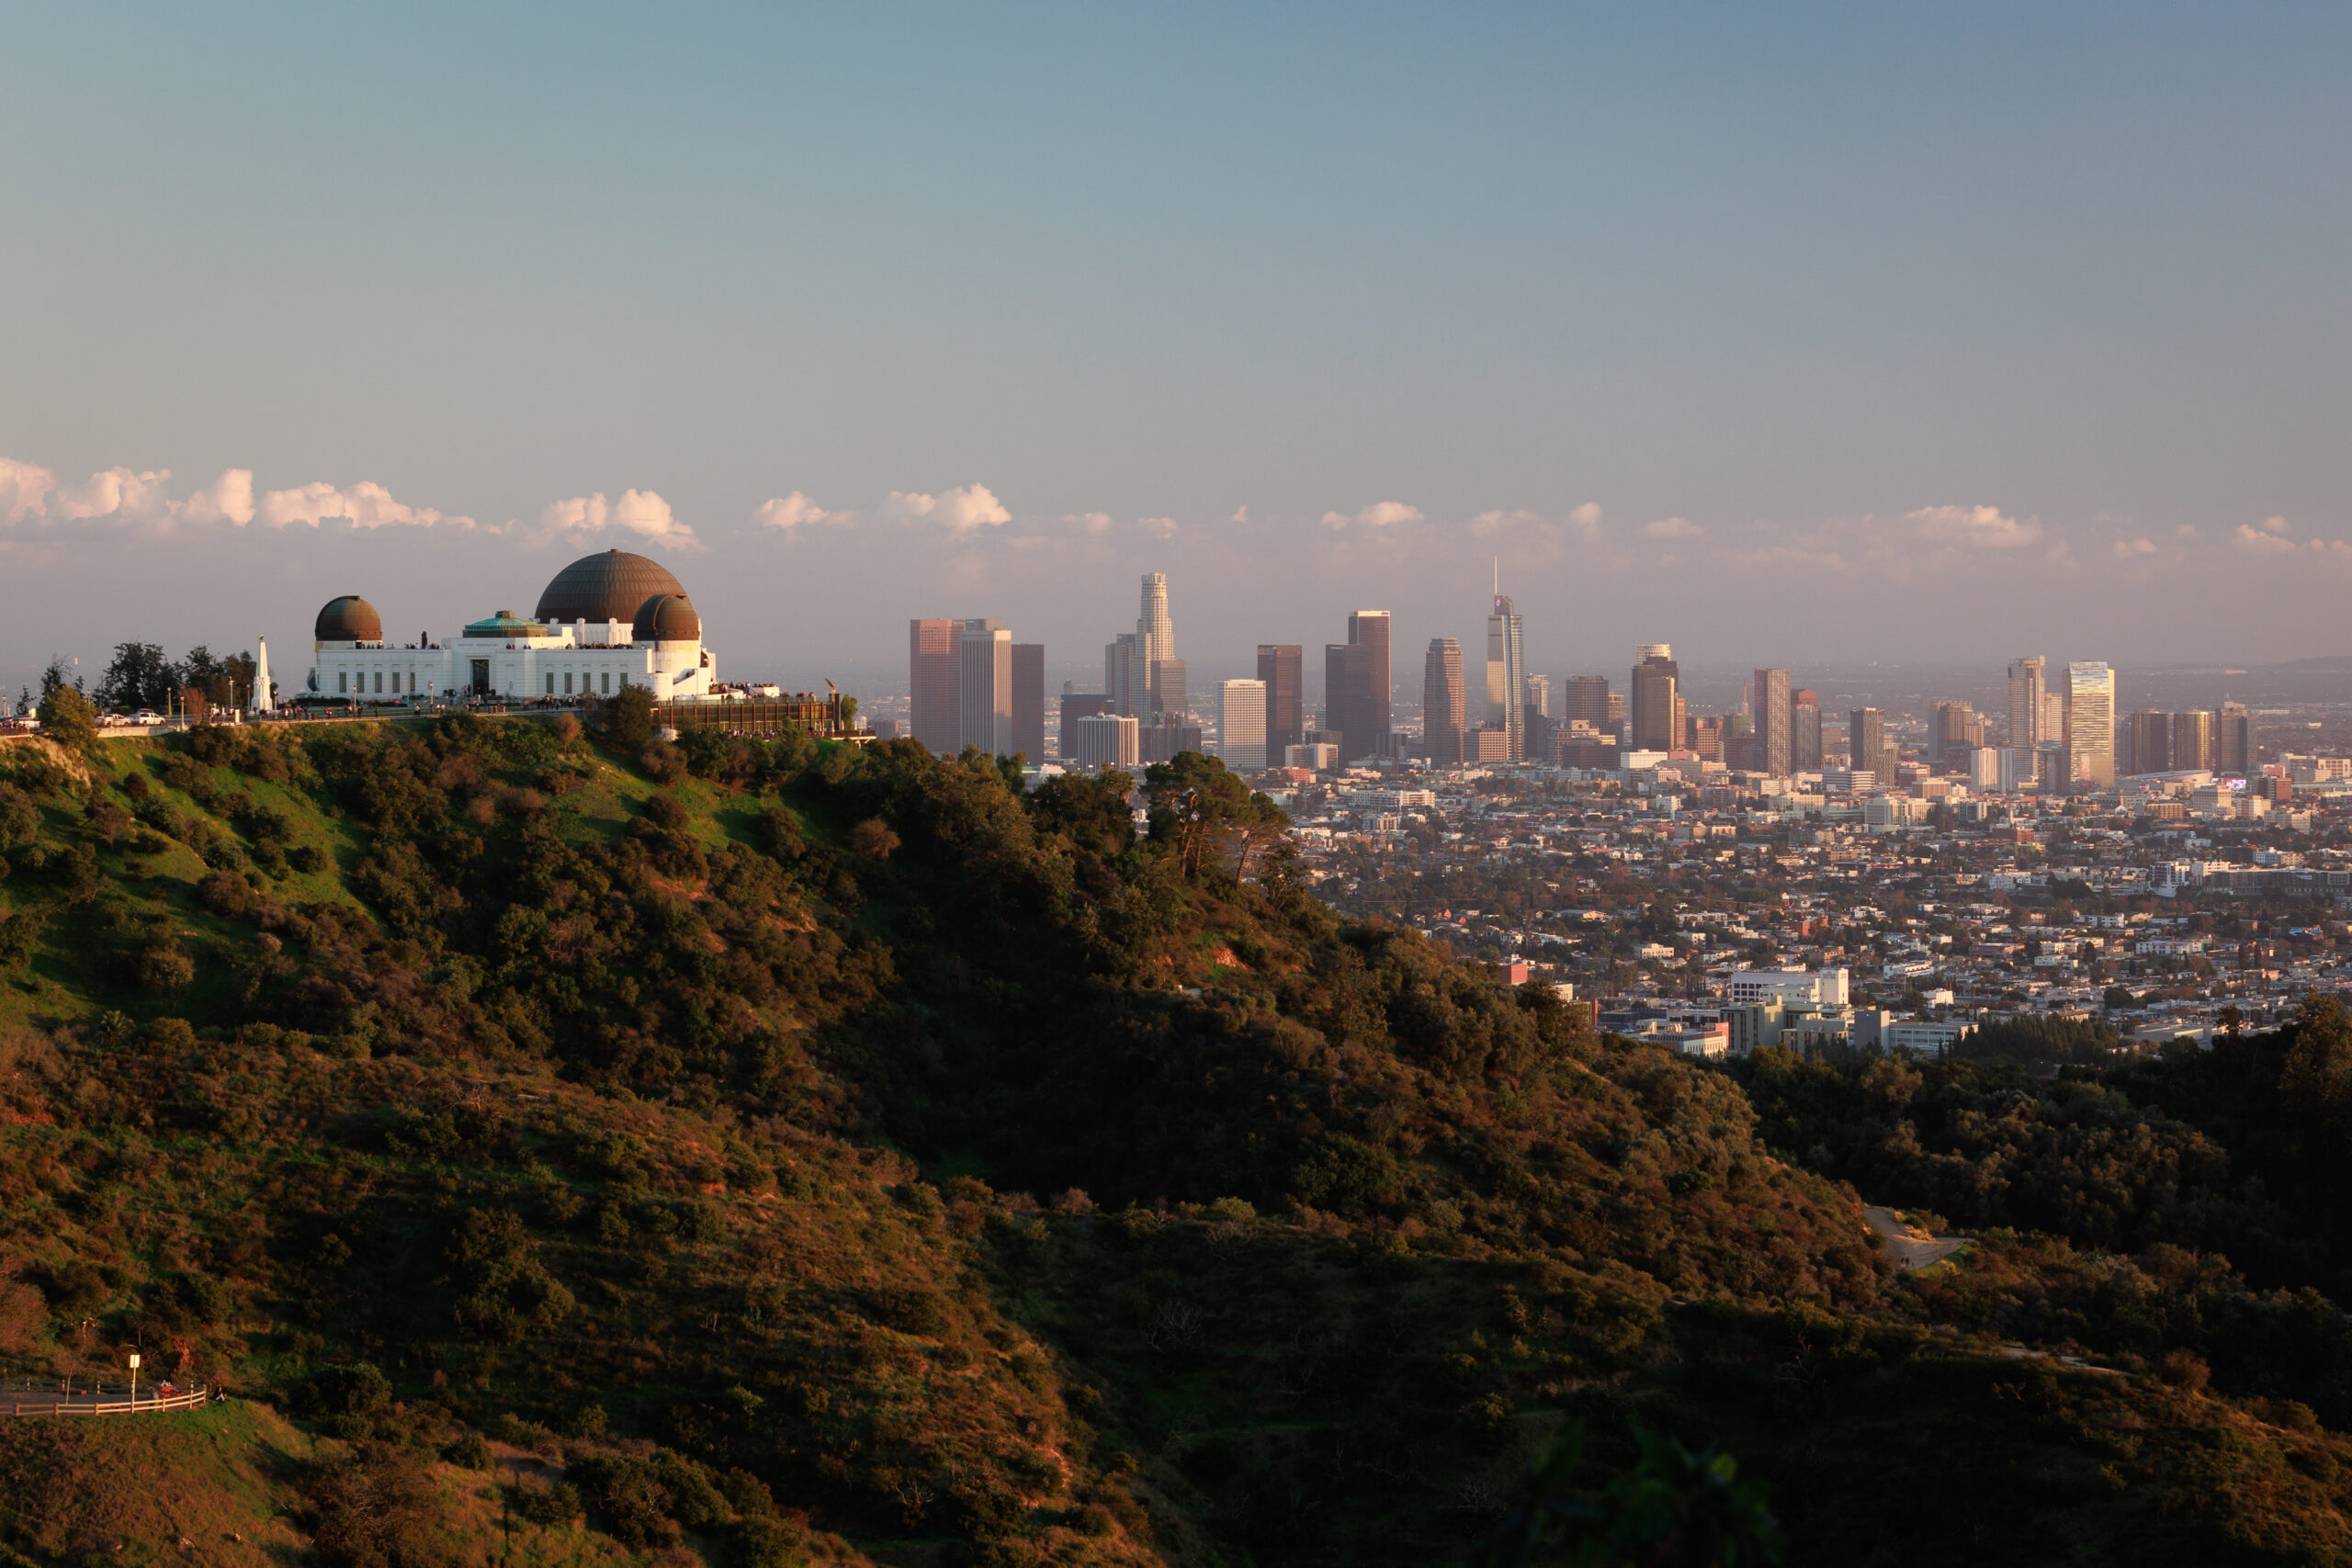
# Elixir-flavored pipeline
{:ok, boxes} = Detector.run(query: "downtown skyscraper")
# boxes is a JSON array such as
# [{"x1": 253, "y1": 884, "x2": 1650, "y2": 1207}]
[
  {"x1": 1486, "y1": 594, "x2": 1525, "y2": 761},
  {"x1": 2007, "y1": 655, "x2": 2047, "y2": 748},
  {"x1": 1423, "y1": 637, "x2": 1465, "y2": 766},
  {"x1": 1752, "y1": 667, "x2": 1792, "y2": 777},
  {"x1": 2066, "y1": 661, "x2": 2116, "y2": 787},
  {"x1": 1324, "y1": 610, "x2": 1392, "y2": 761},
  {"x1": 1257, "y1": 643, "x2": 1303, "y2": 759},
  {"x1": 1630, "y1": 644, "x2": 1679, "y2": 752},
  {"x1": 1106, "y1": 571, "x2": 1185, "y2": 720}
]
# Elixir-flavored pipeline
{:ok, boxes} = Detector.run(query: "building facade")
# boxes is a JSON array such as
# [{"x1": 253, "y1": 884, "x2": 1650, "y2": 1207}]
[
  {"x1": 1218, "y1": 678, "x2": 1268, "y2": 772},
  {"x1": 1486, "y1": 595, "x2": 1525, "y2": 760},
  {"x1": 311, "y1": 549, "x2": 714, "y2": 705},
  {"x1": 2066, "y1": 661, "x2": 2116, "y2": 787},
  {"x1": 1257, "y1": 643, "x2": 1303, "y2": 759},
  {"x1": 1630, "y1": 644, "x2": 1679, "y2": 752},
  {"x1": 1423, "y1": 637, "x2": 1465, "y2": 766}
]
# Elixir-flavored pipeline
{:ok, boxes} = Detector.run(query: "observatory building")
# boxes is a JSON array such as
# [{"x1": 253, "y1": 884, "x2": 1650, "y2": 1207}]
[{"x1": 308, "y1": 548, "x2": 715, "y2": 703}]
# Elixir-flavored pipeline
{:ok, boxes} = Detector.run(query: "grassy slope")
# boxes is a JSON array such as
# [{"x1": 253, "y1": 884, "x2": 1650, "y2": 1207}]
[{"x1": 0, "y1": 723, "x2": 2347, "y2": 1565}]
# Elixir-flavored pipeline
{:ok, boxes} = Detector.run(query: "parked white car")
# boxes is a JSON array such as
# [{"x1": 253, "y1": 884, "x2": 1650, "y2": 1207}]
[{"x1": 131, "y1": 710, "x2": 164, "y2": 726}]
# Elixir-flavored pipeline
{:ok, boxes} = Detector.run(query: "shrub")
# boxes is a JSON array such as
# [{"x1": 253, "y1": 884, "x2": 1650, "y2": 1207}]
[{"x1": 442, "y1": 1431, "x2": 494, "y2": 1470}]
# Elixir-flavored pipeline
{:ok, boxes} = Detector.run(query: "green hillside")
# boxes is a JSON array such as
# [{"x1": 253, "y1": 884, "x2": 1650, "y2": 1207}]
[{"x1": 2, "y1": 716, "x2": 2350, "y2": 1565}]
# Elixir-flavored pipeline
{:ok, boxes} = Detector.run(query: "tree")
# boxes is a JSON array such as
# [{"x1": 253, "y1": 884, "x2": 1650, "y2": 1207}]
[
  {"x1": 1474, "y1": 1422, "x2": 1781, "y2": 1568},
  {"x1": 1026, "y1": 769, "x2": 1136, "y2": 859},
  {"x1": 37, "y1": 682, "x2": 98, "y2": 751},
  {"x1": 602, "y1": 684, "x2": 657, "y2": 750},
  {"x1": 94, "y1": 642, "x2": 177, "y2": 713},
  {"x1": 1142, "y1": 751, "x2": 1285, "y2": 879},
  {"x1": 180, "y1": 645, "x2": 257, "y2": 707}
]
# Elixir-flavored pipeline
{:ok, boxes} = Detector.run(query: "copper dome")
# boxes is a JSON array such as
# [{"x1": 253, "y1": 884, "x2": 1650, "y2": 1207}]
[
  {"x1": 314, "y1": 594, "x2": 383, "y2": 642},
  {"x1": 535, "y1": 548, "x2": 686, "y2": 626},
  {"x1": 632, "y1": 592, "x2": 701, "y2": 644}
]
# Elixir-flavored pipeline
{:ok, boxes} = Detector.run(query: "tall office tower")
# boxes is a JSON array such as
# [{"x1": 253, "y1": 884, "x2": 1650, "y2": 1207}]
[
  {"x1": 1324, "y1": 641, "x2": 1373, "y2": 761},
  {"x1": 1630, "y1": 644, "x2": 1679, "y2": 751},
  {"x1": 1104, "y1": 633, "x2": 1143, "y2": 716},
  {"x1": 1218, "y1": 679, "x2": 1269, "y2": 773},
  {"x1": 2065, "y1": 662, "x2": 2116, "y2": 787},
  {"x1": 1930, "y1": 700, "x2": 1979, "y2": 768},
  {"x1": 1256, "y1": 644, "x2": 1303, "y2": 757},
  {"x1": 1849, "y1": 708, "x2": 1895, "y2": 783},
  {"x1": 1423, "y1": 638, "x2": 1466, "y2": 765},
  {"x1": 1687, "y1": 716, "x2": 1724, "y2": 763},
  {"x1": 1970, "y1": 748, "x2": 2001, "y2": 791},
  {"x1": 1752, "y1": 668, "x2": 1792, "y2": 775},
  {"x1": 958, "y1": 620, "x2": 1012, "y2": 756},
  {"x1": 2041, "y1": 692, "x2": 2065, "y2": 747},
  {"x1": 1057, "y1": 692, "x2": 1113, "y2": 758},
  {"x1": 1525, "y1": 674, "x2": 1550, "y2": 720},
  {"x1": 1011, "y1": 644, "x2": 1045, "y2": 762},
  {"x1": 2007, "y1": 656, "x2": 2047, "y2": 748},
  {"x1": 1348, "y1": 610, "x2": 1393, "y2": 750},
  {"x1": 2218, "y1": 701, "x2": 2253, "y2": 773},
  {"x1": 2125, "y1": 711, "x2": 2171, "y2": 776},
  {"x1": 1485, "y1": 595, "x2": 1526, "y2": 760},
  {"x1": 1792, "y1": 690, "x2": 1824, "y2": 771},
  {"x1": 909, "y1": 619, "x2": 963, "y2": 754},
  {"x1": 1138, "y1": 571, "x2": 1173, "y2": 665},
  {"x1": 2171, "y1": 710, "x2": 2215, "y2": 772},
  {"x1": 1562, "y1": 675, "x2": 1611, "y2": 727},
  {"x1": 1152, "y1": 660, "x2": 1188, "y2": 721}
]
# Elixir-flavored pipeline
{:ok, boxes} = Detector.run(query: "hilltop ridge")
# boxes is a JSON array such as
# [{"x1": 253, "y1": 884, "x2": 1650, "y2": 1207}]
[{"x1": 0, "y1": 715, "x2": 2348, "y2": 1564}]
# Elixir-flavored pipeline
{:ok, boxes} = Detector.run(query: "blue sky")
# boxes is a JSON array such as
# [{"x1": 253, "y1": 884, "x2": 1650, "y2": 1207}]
[{"x1": 5, "y1": 4, "x2": 2349, "y2": 696}]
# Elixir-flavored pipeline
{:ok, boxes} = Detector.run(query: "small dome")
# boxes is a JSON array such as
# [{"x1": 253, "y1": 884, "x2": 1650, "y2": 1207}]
[
  {"x1": 536, "y1": 549, "x2": 687, "y2": 625},
  {"x1": 632, "y1": 592, "x2": 701, "y2": 644},
  {"x1": 314, "y1": 594, "x2": 382, "y2": 642}
]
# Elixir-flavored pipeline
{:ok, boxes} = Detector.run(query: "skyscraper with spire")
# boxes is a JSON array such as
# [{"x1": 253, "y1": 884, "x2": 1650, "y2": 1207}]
[{"x1": 1486, "y1": 590, "x2": 1524, "y2": 760}]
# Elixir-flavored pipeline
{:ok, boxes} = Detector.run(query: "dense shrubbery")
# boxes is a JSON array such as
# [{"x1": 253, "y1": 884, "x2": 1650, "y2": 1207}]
[{"x1": 1, "y1": 716, "x2": 2349, "y2": 1564}]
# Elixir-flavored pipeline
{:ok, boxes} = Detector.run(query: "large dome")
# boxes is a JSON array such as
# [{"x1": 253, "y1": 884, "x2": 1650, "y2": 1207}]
[
  {"x1": 632, "y1": 592, "x2": 702, "y2": 644},
  {"x1": 314, "y1": 594, "x2": 382, "y2": 642},
  {"x1": 535, "y1": 549, "x2": 686, "y2": 626}
]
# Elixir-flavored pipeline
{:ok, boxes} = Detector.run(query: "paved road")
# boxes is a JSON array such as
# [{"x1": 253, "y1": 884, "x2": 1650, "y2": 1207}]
[{"x1": 1863, "y1": 1205, "x2": 1969, "y2": 1270}]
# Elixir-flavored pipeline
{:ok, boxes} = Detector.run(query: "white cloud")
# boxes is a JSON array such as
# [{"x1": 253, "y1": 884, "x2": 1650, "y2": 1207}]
[
  {"x1": 262, "y1": 479, "x2": 468, "y2": 530},
  {"x1": 181, "y1": 469, "x2": 256, "y2": 525},
  {"x1": 1228, "y1": 504, "x2": 1250, "y2": 525},
  {"x1": 0, "y1": 458, "x2": 58, "y2": 523},
  {"x1": 1908, "y1": 503, "x2": 2040, "y2": 549},
  {"x1": 2259, "y1": 514, "x2": 2291, "y2": 534},
  {"x1": 537, "y1": 489, "x2": 696, "y2": 547},
  {"x1": 2233, "y1": 522, "x2": 2300, "y2": 556},
  {"x1": 1643, "y1": 515, "x2": 1702, "y2": 539},
  {"x1": 51, "y1": 466, "x2": 175, "y2": 521},
  {"x1": 1078, "y1": 511, "x2": 1114, "y2": 535},
  {"x1": 1568, "y1": 502, "x2": 1602, "y2": 532},
  {"x1": 883, "y1": 483, "x2": 1011, "y2": 534},
  {"x1": 2314, "y1": 538, "x2": 2352, "y2": 559},
  {"x1": 752, "y1": 491, "x2": 842, "y2": 530},
  {"x1": 1320, "y1": 501, "x2": 1422, "y2": 530},
  {"x1": 0, "y1": 457, "x2": 257, "y2": 526},
  {"x1": 2110, "y1": 536, "x2": 2156, "y2": 558}
]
